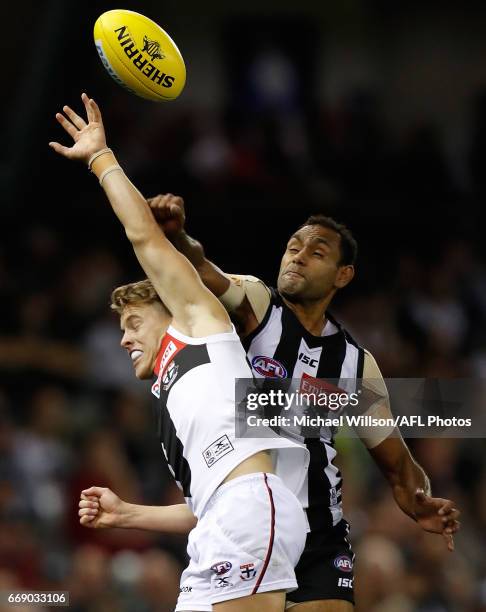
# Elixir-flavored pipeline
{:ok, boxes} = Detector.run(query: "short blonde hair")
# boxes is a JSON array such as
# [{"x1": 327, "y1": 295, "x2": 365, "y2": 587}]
[{"x1": 110, "y1": 279, "x2": 162, "y2": 315}]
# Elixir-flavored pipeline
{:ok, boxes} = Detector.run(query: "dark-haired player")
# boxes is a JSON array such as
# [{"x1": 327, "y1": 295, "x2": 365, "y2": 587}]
[{"x1": 129, "y1": 193, "x2": 461, "y2": 611}]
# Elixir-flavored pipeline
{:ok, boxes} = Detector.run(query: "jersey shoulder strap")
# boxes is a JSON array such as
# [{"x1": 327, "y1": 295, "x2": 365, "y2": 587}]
[{"x1": 242, "y1": 286, "x2": 281, "y2": 351}]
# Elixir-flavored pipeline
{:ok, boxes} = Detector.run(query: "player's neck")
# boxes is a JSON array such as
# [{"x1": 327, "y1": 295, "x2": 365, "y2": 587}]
[{"x1": 281, "y1": 295, "x2": 332, "y2": 336}]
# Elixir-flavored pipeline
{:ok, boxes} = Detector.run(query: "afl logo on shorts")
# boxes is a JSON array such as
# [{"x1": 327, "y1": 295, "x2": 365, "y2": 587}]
[
  {"x1": 211, "y1": 561, "x2": 232, "y2": 576},
  {"x1": 334, "y1": 554, "x2": 353, "y2": 573},
  {"x1": 251, "y1": 356, "x2": 287, "y2": 378}
]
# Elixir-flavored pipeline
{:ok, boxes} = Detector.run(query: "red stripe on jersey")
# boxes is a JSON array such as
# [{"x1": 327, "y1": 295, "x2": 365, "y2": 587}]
[
  {"x1": 252, "y1": 473, "x2": 276, "y2": 594},
  {"x1": 153, "y1": 333, "x2": 187, "y2": 379}
]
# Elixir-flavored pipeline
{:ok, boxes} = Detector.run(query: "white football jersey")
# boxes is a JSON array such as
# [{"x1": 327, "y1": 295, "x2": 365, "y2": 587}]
[{"x1": 151, "y1": 325, "x2": 309, "y2": 518}]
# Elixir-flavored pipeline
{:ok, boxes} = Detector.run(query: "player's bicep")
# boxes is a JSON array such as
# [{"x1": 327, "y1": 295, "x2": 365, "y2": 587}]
[
  {"x1": 353, "y1": 351, "x2": 394, "y2": 449},
  {"x1": 219, "y1": 275, "x2": 271, "y2": 335},
  {"x1": 220, "y1": 275, "x2": 271, "y2": 320}
]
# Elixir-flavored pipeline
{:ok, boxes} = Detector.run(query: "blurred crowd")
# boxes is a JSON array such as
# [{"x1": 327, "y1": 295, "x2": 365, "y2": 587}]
[{"x1": 1, "y1": 36, "x2": 486, "y2": 612}]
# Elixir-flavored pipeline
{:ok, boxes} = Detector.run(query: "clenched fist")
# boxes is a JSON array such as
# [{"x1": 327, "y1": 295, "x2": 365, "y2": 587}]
[
  {"x1": 147, "y1": 193, "x2": 185, "y2": 238},
  {"x1": 78, "y1": 486, "x2": 127, "y2": 529}
]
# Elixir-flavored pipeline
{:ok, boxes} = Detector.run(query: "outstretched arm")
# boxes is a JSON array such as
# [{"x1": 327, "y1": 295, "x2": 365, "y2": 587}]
[
  {"x1": 369, "y1": 434, "x2": 461, "y2": 552},
  {"x1": 49, "y1": 93, "x2": 230, "y2": 338},
  {"x1": 146, "y1": 194, "x2": 231, "y2": 297},
  {"x1": 146, "y1": 194, "x2": 267, "y2": 337},
  {"x1": 356, "y1": 352, "x2": 460, "y2": 551},
  {"x1": 79, "y1": 486, "x2": 197, "y2": 534}
]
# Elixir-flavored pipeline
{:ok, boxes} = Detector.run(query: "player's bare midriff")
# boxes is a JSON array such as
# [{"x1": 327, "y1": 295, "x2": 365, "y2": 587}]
[{"x1": 221, "y1": 450, "x2": 274, "y2": 485}]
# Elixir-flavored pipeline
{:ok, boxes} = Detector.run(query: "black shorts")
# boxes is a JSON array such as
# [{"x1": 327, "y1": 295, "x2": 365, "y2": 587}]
[{"x1": 287, "y1": 519, "x2": 355, "y2": 605}]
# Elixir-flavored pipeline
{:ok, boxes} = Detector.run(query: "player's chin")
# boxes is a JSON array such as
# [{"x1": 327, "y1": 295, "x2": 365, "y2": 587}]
[
  {"x1": 278, "y1": 278, "x2": 306, "y2": 300},
  {"x1": 133, "y1": 359, "x2": 151, "y2": 380}
]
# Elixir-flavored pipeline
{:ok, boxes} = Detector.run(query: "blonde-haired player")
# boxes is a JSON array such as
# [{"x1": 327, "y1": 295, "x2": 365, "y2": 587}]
[{"x1": 50, "y1": 93, "x2": 310, "y2": 612}]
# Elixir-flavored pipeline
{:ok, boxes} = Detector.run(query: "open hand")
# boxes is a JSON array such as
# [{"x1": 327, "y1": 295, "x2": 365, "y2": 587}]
[
  {"x1": 414, "y1": 489, "x2": 461, "y2": 552},
  {"x1": 49, "y1": 93, "x2": 107, "y2": 165},
  {"x1": 78, "y1": 486, "x2": 126, "y2": 529}
]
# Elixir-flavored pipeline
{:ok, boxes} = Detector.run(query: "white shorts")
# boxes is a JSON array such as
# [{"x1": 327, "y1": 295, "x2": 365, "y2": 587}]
[{"x1": 176, "y1": 472, "x2": 307, "y2": 611}]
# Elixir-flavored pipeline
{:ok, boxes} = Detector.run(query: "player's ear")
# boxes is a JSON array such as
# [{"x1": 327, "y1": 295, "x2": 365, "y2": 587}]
[{"x1": 335, "y1": 265, "x2": 354, "y2": 289}]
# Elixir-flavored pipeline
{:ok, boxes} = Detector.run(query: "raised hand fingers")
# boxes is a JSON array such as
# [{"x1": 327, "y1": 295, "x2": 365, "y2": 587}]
[
  {"x1": 63, "y1": 105, "x2": 87, "y2": 130},
  {"x1": 88, "y1": 95, "x2": 103, "y2": 123},
  {"x1": 81, "y1": 92, "x2": 94, "y2": 122},
  {"x1": 49, "y1": 141, "x2": 74, "y2": 158},
  {"x1": 55, "y1": 113, "x2": 78, "y2": 140}
]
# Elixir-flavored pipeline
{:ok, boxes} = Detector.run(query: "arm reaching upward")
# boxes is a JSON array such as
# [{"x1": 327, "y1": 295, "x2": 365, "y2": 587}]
[
  {"x1": 146, "y1": 194, "x2": 231, "y2": 297},
  {"x1": 49, "y1": 93, "x2": 231, "y2": 338},
  {"x1": 146, "y1": 193, "x2": 271, "y2": 337}
]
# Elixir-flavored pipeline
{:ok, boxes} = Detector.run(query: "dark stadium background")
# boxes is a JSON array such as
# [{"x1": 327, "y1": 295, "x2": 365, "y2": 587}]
[{"x1": 1, "y1": 1, "x2": 486, "y2": 610}]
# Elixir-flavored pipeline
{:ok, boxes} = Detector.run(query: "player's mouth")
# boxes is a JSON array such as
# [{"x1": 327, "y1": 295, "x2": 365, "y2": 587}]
[
  {"x1": 130, "y1": 349, "x2": 143, "y2": 365},
  {"x1": 284, "y1": 270, "x2": 305, "y2": 279}
]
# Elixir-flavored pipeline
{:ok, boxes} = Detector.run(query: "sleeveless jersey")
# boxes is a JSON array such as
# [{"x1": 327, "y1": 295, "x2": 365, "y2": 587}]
[
  {"x1": 151, "y1": 324, "x2": 309, "y2": 518},
  {"x1": 242, "y1": 289, "x2": 365, "y2": 530}
]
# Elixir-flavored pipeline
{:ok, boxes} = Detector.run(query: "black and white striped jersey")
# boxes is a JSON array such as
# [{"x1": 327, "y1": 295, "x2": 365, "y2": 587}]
[
  {"x1": 227, "y1": 281, "x2": 366, "y2": 531},
  {"x1": 151, "y1": 324, "x2": 309, "y2": 518}
]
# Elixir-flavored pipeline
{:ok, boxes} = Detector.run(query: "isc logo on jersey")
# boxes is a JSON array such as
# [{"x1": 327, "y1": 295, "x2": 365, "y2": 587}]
[
  {"x1": 251, "y1": 356, "x2": 287, "y2": 378},
  {"x1": 298, "y1": 352, "x2": 318, "y2": 368}
]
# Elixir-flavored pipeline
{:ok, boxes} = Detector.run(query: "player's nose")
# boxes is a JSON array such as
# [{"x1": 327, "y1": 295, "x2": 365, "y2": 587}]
[
  {"x1": 120, "y1": 331, "x2": 131, "y2": 349},
  {"x1": 291, "y1": 248, "x2": 307, "y2": 265}
]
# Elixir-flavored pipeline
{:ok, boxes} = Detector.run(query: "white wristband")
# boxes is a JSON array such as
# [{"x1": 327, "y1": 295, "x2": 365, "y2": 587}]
[
  {"x1": 88, "y1": 147, "x2": 112, "y2": 171},
  {"x1": 99, "y1": 165, "x2": 123, "y2": 185}
]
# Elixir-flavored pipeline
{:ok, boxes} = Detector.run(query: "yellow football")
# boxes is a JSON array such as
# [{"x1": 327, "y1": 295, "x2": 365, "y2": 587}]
[{"x1": 93, "y1": 9, "x2": 186, "y2": 102}]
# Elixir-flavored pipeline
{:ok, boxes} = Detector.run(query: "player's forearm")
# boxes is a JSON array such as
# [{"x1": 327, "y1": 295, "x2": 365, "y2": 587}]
[
  {"x1": 92, "y1": 151, "x2": 163, "y2": 244},
  {"x1": 387, "y1": 454, "x2": 431, "y2": 519},
  {"x1": 116, "y1": 502, "x2": 196, "y2": 534},
  {"x1": 172, "y1": 231, "x2": 206, "y2": 268},
  {"x1": 369, "y1": 435, "x2": 431, "y2": 520},
  {"x1": 172, "y1": 231, "x2": 230, "y2": 297},
  {"x1": 91, "y1": 151, "x2": 231, "y2": 330}
]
